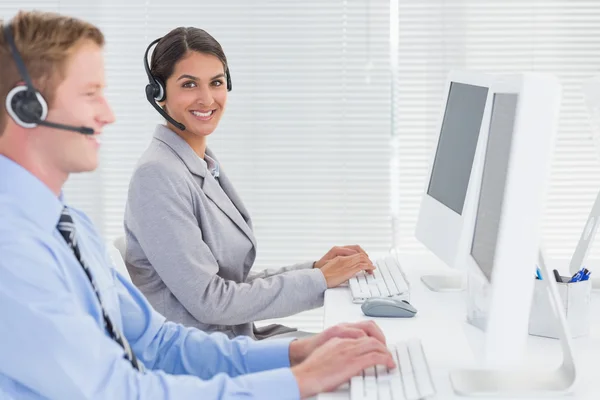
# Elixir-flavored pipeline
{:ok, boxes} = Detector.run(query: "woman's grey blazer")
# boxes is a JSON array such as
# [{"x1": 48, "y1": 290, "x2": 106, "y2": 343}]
[{"x1": 124, "y1": 125, "x2": 328, "y2": 339}]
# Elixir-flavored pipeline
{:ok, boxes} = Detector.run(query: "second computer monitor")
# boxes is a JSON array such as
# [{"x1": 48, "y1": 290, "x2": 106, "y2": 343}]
[
  {"x1": 459, "y1": 73, "x2": 561, "y2": 370},
  {"x1": 450, "y1": 74, "x2": 569, "y2": 397},
  {"x1": 415, "y1": 71, "x2": 494, "y2": 288}
]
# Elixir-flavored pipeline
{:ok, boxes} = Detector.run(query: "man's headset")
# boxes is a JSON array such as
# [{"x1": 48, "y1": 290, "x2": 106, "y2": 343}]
[
  {"x1": 143, "y1": 37, "x2": 232, "y2": 132},
  {"x1": 3, "y1": 24, "x2": 94, "y2": 135}
]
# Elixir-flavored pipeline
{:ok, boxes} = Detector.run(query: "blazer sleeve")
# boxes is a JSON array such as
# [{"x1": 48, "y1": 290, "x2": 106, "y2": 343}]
[
  {"x1": 246, "y1": 261, "x2": 315, "y2": 282},
  {"x1": 125, "y1": 162, "x2": 327, "y2": 326}
]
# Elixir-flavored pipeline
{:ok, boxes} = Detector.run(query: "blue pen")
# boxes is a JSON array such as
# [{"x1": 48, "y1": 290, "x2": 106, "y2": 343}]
[
  {"x1": 535, "y1": 267, "x2": 543, "y2": 280},
  {"x1": 569, "y1": 268, "x2": 584, "y2": 283},
  {"x1": 582, "y1": 273, "x2": 589, "y2": 281},
  {"x1": 569, "y1": 268, "x2": 587, "y2": 283},
  {"x1": 582, "y1": 270, "x2": 592, "y2": 281}
]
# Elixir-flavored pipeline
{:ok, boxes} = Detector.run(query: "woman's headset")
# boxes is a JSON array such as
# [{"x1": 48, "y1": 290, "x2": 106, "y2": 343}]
[
  {"x1": 143, "y1": 37, "x2": 232, "y2": 132},
  {"x1": 3, "y1": 24, "x2": 94, "y2": 135}
]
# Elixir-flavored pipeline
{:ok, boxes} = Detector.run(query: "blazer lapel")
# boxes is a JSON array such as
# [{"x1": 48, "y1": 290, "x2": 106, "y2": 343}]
[
  {"x1": 200, "y1": 172, "x2": 257, "y2": 247},
  {"x1": 205, "y1": 149, "x2": 254, "y2": 228},
  {"x1": 153, "y1": 125, "x2": 257, "y2": 247}
]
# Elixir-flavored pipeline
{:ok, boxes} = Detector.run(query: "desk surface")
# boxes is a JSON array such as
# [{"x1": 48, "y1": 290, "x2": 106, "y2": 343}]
[{"x1": 317, "y1": 254, "x2": 600, "y2": 400}]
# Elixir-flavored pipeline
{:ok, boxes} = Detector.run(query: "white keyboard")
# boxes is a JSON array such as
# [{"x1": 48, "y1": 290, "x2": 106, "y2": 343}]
[
  {"x1": 350, "y1": 339, "x2": 436, "y2": 400},
  {"x1": 349, "y1": 255, "x2": 410, "y2": 303}
]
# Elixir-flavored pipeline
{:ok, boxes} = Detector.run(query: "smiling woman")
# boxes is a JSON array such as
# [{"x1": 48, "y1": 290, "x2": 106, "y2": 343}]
[
  {"x1": 123, "y1": 26, "x2": 375, "y2": 340},
  {"x1": 146, "y1": 27, "x2": 231, "y2": 150}
]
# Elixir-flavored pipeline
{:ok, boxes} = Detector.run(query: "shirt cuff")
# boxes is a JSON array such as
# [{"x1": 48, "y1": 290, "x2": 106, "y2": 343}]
[
  {"x1": 246, "y1": 337, "x2": 295, "y2": 372},
  {"x1": 239, "y1": 367, "x2": 301, "y2": 400}
]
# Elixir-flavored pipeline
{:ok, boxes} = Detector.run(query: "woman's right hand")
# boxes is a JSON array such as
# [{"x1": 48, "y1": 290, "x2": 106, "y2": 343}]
[{"x1": 320, "y1": 253, "x2": 375, "y2": 288}]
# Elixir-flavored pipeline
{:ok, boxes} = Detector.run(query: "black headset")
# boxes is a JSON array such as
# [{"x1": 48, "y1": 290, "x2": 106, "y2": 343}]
[
  {"x1": 3, "y1": 24, "x2": 94, "y2": 135},
  {"x1": 143, "y1": 36, "x2": 232, "y2": 132}
]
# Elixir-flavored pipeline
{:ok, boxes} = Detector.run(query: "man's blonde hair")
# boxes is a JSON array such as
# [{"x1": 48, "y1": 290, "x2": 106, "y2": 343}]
[{"x1": 0, "y1": 10, "x2": 104, "y2": 134}]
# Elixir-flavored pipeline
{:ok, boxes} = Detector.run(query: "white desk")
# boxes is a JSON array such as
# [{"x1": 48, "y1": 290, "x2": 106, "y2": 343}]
[{"x1": 318, "y1": 254, "x2": 600, "y2": 400}]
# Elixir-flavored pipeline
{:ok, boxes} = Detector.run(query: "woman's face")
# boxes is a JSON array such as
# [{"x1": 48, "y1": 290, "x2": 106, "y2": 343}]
[{"x1": 162, "y1": 51, "x2": 228, "y2": 137}]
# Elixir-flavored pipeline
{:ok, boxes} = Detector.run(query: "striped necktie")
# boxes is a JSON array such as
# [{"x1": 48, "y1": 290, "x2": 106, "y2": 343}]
[{"x1": 57, "y1": 206, "x2": 143, "y2": 371}]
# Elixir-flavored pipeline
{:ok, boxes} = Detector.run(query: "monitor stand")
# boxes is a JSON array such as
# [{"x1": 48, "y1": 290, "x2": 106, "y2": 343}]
[
  {"x1": 449, "y1": 250, "x2": 577, "y2": 396},
  {"x1": 420, "y1": 273, "x2": 465, "y2": 292},
  {"x1": 388, "y1": 247, "x2": 466, "y2": 292},
  {"x1": 569, "y1": 186, "x2": 600, "y2": 289}
]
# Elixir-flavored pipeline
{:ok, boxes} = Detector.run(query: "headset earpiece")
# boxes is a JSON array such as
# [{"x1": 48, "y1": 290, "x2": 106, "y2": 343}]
[
  {"x1": 145, "y1": 78, "x2": 165, "y2": 103},
  {"x1": 144, "y1": 37, "x2": 166, "y2": 101},
  {"x1": 5, "y1": 85, "x2": 48, "y2": 128},
  {"x1": 3, "y1": 23, "x2": 94, "y2": 134},
  {"x1": 144, "y1": 37, "x2": 185, "y2": 131},
  {"x1": 153, "y1": 77, "x2": 166, "y2": 102}
]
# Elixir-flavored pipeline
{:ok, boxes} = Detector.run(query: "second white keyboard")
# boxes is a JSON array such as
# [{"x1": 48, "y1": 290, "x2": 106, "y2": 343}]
[
  {"x1": 349, "y1": 255, "x2": 410, "y2": 303},
  {"x1": 350, "y1": 338, "x2": 436, "y2": 400}
]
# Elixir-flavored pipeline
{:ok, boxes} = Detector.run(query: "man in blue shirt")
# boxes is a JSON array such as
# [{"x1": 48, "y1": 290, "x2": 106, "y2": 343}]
[{"x1": 0, "y1": 10, "x2": 394, "y2": 400}]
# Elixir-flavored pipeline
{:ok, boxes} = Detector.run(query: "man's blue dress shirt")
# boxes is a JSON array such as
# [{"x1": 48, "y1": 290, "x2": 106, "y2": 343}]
[{"x1": 0, "y1": 155, "x2": 301, "y2": 399}]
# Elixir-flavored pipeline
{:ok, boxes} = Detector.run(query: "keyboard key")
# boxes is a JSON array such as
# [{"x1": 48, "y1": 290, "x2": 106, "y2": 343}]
[
  {"x1": 407, "y1": 339, "x2": 428, "y2": 373},
  {"x1": 378, "y1": 260, "x2": 399, "y2": 295},
  {"x1": 396, "y1": 344, "x2": 419, "y2": 399},
  {"x1": 372, "y1": 267, "x2": 391, "y2": 297},
  {"x1": 408, "y1": 340, "x2": 436, "y2": 398},
  {"x1": 357, "y1": 273, "x2": 371, "y2": 296},
  {"x1": 364, "y1": 376, "x2": 377, "y2": 397},
  {"x1": 364, "y1": 366, "x2": 376, "y2": 377},
  {"x1": 377, "y1": 381, "x2": 393, "y2": 400},
  {"x1": 375, "y1": 364, "x2": 387, "y2": 378},
  {"x1": 350, "y1": 376, "x2": 367, "y2": 400},
  {"x1": 365, "y1": 272, "x2": 381, "y2": 296},
  {"x1": 388, "y1": 260, "x2": 409, "y2": 294},
  {"x1": 396, "y1": 344, "x2": 413, "y2": 375},
  {"x1": 389, "y1": 372, "x2": 405, "y2": 400},
  {"x1": 349, "y1": 277, "x2": 369, "y2": 301}
]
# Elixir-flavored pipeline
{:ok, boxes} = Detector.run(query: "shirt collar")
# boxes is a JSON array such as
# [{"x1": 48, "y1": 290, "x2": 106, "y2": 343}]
[
  {"x1": 198, "y1": 154, "x2": 220, "y2": 178},
  {"x1": 152, "y1": 124, "x2": 218, "y2": 178},
  {"x1": 0, "y1": 155, "x2": 64, "y2": 232}
]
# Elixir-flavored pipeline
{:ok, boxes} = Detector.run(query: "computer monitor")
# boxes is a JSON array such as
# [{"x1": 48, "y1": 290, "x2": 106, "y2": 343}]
[
  {"x1": 450, "y1": 73, "x2": 576, "y2": 396},
  {"x1": 415, "y1": 71, "x2": 494, "y2": 292}
]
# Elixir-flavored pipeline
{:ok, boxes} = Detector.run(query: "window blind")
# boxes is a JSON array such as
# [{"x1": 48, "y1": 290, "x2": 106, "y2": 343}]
[
  {"x1": 6, "y1": 0, "x2": 600, "y2": 332},
  {"x1": 3, "y1": 0, "x2": 392, "y2": 332}
]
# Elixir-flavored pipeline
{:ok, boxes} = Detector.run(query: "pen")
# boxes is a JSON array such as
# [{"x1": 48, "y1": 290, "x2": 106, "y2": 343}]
[
  {"x1": 569, "y1": 267, "x2": 589, "y2": 283},
  {"x1": 535, "y1": 267, "x2": 542, "y2": 280},
  {"x1": 553, "y1": 269, "x2": 563, "y2": 283},
  {"x1": 569, "y1": 270, "x2": 582, "y2": 283},
  {"x1": 582, "y1": 270, "x2": 592, "y2": 281}
]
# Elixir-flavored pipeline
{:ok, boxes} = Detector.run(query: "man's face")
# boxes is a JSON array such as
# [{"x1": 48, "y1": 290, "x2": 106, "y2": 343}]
[{"x1": 33, "y1": 40, "x2": 114, "y2": 174}]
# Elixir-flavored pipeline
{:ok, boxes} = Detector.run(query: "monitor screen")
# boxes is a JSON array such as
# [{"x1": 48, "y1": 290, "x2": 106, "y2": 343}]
[
  {"x1": 427, "y1": 82, "x2": 489, "y2": 215},
  {"x1": 470, "y1": 93, "x2": 519, "y2": 282}
]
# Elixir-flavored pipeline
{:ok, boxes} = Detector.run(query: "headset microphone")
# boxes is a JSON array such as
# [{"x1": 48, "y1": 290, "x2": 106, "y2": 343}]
[
  {"x1": 3, "y1": 24, "x2": 95, "y2": 135},
  {"x1": 36, "y1": 119, "x2": 95, "y2": 135}
]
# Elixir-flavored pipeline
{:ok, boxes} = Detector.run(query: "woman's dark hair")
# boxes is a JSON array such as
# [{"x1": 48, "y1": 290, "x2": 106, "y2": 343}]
[{"x1": 150, "y1": 27, "x2": 228, "y2": 84}]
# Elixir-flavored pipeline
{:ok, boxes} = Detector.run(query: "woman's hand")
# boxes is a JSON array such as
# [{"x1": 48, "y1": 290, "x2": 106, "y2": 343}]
[
  {"x1": 320, "y1": 253, "x2": 375, "y2": 288},
  {"x1": 314, "y1": 245, "x2": 371, "y2": 269}
]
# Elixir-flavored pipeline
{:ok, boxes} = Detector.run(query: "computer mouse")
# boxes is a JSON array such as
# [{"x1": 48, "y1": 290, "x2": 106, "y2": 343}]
[{"x1": 361, "y1": 297, "x2": 417, "y2": 318}]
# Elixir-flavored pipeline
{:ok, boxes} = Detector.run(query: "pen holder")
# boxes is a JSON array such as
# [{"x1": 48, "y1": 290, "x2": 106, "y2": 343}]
[{"x1": 528, "y1": 278, "x2": 592, "y2": 339}]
